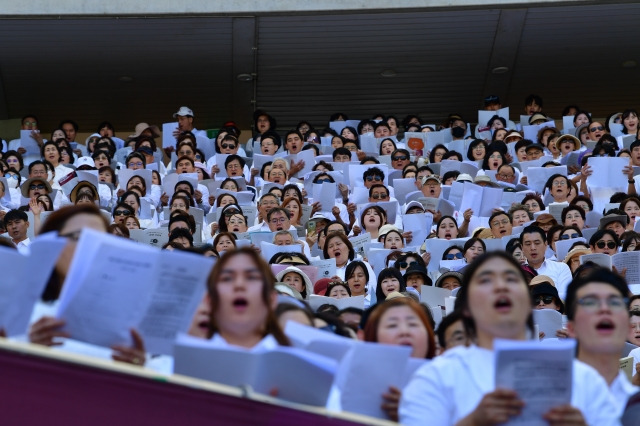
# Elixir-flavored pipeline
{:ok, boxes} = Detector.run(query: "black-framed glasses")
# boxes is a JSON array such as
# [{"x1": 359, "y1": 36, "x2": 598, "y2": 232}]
[
  {"x1": 365, "y1": 176, "x2": 382, "y2": 182},
  {"x1": 576, "y1": 295, "x2": 627, "y2": 311},
  {"x1": 596, "y1": 240, "x2": 617, "y2": 249},
  {"x1": 445, "y1": 253, "x2": 464, "y2": 260},
  {"x1": 589, "y1": 126, "x2": 604, "y2": 132},
  {"x1": 114, "y1": 210, "x2": 131, "y2": 216},
  {"x1": 221, "y1": 143, "x2": 236, "y2": 150},
  {"x1": 29, "y1": 184, "x2": 46, "y2": 190},
  {"x1": 392, "y1": 155, "x2": 408, "y2": 161}
]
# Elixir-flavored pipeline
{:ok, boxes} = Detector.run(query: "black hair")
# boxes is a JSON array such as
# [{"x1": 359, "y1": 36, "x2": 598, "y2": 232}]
[
  {"x1": 565, "y1": 267, "x2": 630, "y2": 320},
  {"x1": 375, "y1": 267, "x2": 406, "y2": 303},
  {"x1": 520, "y1": 225, "x2": 547, "y2": 244}
]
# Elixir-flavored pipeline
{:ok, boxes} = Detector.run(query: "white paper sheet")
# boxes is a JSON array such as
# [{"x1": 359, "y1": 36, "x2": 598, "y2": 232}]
[
  {"x1": 533, "y1": 309, "x2": 563, "y2": 340},
  {"x1": 162, "y1": 122, "x2": 178, "y2": 149},
  {"x1": 19, "y1": 130, "x2": 42, "y2": 156},
  {"x1": 402, "y1": 212, "x2": 433, "y2": 248},
  {"x1": 494, "y1": 338, "x2": 575, "y2": 424}
]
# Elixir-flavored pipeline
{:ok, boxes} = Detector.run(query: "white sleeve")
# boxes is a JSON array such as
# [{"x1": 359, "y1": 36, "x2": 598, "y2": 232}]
[{"x1": 400, "y1": 361, "x2": 455, "y2": 425}]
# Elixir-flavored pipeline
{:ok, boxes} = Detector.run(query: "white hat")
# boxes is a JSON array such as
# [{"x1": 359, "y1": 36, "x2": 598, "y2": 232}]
[
  {"x1": 456, "y1": 173, "x2": 473, "y2": 183},
  {"x1": 404, "y1": 200, "x2": 425, "y2": 214},
  {"x1": 74, "y1": 156, "x2": 95, "y2": 168},
  {"x1": 173, "y1": 106, "x2": 194, "y2": 118}
]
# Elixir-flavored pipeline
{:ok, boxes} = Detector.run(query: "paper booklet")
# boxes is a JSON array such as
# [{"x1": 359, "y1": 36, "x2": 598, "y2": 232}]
[{"x1": 56, "y1": 229, "x2": 213, "y2": 355}]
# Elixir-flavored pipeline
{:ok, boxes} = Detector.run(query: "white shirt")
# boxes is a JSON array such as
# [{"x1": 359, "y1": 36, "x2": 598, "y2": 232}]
[
  {"x1": 400, "y1": 344, "x2": 619, "y2": 426},
  {"x1": 610, "y1": 371, "x2": 638, "y2": 418},
  {"x1": 14, "y1": 237, "x2": 31, "y2": 254},
  {"x1": 532, "y1": 258, "x2": 573, "y2": 300}
]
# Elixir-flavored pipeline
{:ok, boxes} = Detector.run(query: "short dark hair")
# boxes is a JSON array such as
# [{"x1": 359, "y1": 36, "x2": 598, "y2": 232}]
[
  {"x1": 520, "y1": 225, "x2": 547, "y2": 244},
  {"x1": 436, "y1": 310, "x2": 464, "y2": 349},
  {"x1": 524, "y1": 94, "x2": 543, "y2": 108},
  {"x1": 168, "y1": 227, "x2": 194, "y2": 247},
  {"x1": 58, "y1": 119, "x2": 79, "y2": 132},
  {"x1": 4, "y1": 209, "x2": 28, "y2": 224},
  {"x1": 565, "y1": 267, "x2": 629, "y2": 320}
]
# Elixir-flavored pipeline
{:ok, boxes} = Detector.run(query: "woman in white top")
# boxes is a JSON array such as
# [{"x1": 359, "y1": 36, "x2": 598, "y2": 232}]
[
  {"x1": 41, "y1": 141, "x2": 73, "y2": 189},
  {"x1": 205, "y1": 247, "x2": 289, "y2": 348},
  {"x1": 400, "y1": 251, "x2": 619, "y2": 425}
]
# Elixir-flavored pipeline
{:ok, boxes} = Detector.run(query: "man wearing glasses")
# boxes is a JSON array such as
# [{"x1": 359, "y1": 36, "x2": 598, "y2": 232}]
[
  {"x1": 565, "y1": 268, "x2": 638, "y2": 417},
  {"x1": 488, "y1": 211, "x2": 513, "y2": 239},
  {"x1": 587, "y1": 121, "x2": 607, "y2": 142},
  {"x1": 390, "y1": 149, "x2": 412, "y2": 171},
  {"x1": 520, "y1": 225, "x2": 572, "y2": 300}
]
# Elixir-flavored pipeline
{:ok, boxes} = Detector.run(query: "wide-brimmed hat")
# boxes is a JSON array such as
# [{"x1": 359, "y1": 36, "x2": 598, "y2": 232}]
[
  {"x1": 20, "y1": 177, "x2": 52, "y2": 198},
  {"x1": 554, "y1": 134, "x2": 581, "y2": 151},
  {"x1": 69, "y1": 181, "x2": 99, "y2": 203},
  {"x1": 129, "y1": 122, "x2": 161, "y2": 139}
]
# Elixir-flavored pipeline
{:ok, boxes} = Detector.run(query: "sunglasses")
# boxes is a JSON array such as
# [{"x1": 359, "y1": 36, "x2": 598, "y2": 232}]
[
  {"x1": 589, "y1": 126, "x2": 604, "y2": 132},
  {"x1": 397, "y1": 261, "x2": 418, "y2": 269},
  {"x1": 365, "y1": 176, "x2": 383, "y2": 182},
  {"x1": 221, "y1": 143, "x2": 237, "y2": 149},
  {"x1": 560, "y1": 233, "x2": 580, "y2": 240},
  {"x1": 595, "y1": 240, "x2": 617, "y2": 249},
  {"x1": 392, "y1": 156, "x2": 408, "y2": 161},
  {"x1": 533, "y1": 295, "x2": 555, "y2": 305},
  {"x1": 371, "y1": 193, "x2": 388, "y2": 200},
  {"x1": 114, "y1": 210, "x2": 131, "y2": 216},
  {"x1": 445, "y1": 252, "x2": 464, "y2": 260},
  {"x1": 29, "y1": 184, "x2": 46, "y2": 190},
  {"x1": 315, "y1": 178, "x2": 332, "y2": 184}
]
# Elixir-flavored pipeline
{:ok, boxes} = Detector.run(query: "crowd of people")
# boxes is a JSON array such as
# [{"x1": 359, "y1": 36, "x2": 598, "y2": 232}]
[{"x1": 1, "y1": 95, "x2": 640, "y2": 424}]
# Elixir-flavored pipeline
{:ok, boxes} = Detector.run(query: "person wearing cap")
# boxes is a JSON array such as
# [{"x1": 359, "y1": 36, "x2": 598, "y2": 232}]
[
  {"x1": 69, "y1": 181, "x2": 99, "y2": 206},
  {"x1": 525, "y1": 143, "x2": 545, "y2": 161},
  {"x1": 528, "y1": 113, "x2": 549, "y2": 126},
  {"x1": 420, "y1": 175, "x2": 441, "y2": 198},
  {"x1": 556, "y1": 134, "x2": 581, "y2": 159},
  {"x1": 563, "y1": 246, "x2": 592, "y2": 274},
  {"x1": 129, "y1": 123, "x2": 161, "y2": 141},
  {"x1": 20, "y1": 177, "x2": 52, "y2": 205},
  {"x1": 473, "y1": 175, "x2": 499, "y2": 188},
  {"x1": 403, "y1": 263, "x2": 430, "y2": 295},
  {"x1": 135, "y1": 136, "x2": 167, "y2": 176},
  {"x1": 434, "y1": 271, "x2": 462, "y2": 291},
  {"x1": 600, "y1": 212, "x2": 627, "y2": 240},
  {"x1": 520, "y1": 224, "x2": 572, "y2": 300},
  {"x1": 483, "y1": 95, "x2": 501, "y2": 111},
  {"x1": 530, "y1": 280, "x2": 564, "y2": 313},
  {"x1": 276, "y1": 266, "x2": 312, "y2": 300},
  {"x1": 3, "y1": 209, "x2": 30, "y2": 253},
  {"x1": 170, "y1": 106, "x2": 214, "y2": 159},
  {"x1": 565, "y1": 268, "x2": 638, "y2": 417}
]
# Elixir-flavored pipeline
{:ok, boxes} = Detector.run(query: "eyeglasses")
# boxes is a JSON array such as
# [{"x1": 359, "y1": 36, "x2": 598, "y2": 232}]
[
  {"x1": 392, "y1": 156, "x2": 408, "y2": 161},
  {"x1": 114, "y1": 210, "x2": 131, "y2": 216},
  {"x1": 128, "y1": 162, "x2": 144, "y2": 168},
  {"x1": 576, "y1": 295, "x2": 627, "y2": 311},
  {"x1": 29, "y1": 184, "x2": 46, "y2": 190},
  {"x1": 445, "y1": 252, "x2": 464, "y2": 260},
  {"x1": 552, "y1": 181, "x2": 567, "y2": 187},
  {"x1": 6, "y1": 175, "x2": 18, "y2": 180},
  {"x1": 498, "y1": 174, "x2": 514, "y2": 180},
  {"x1": 595, "y1": 240, "x2": 617, "y2": 249},
  {"x1": 270, "y1": 217, "x2": 288, "y2": 225},
  {"x1": 23, "y1": 121, "x2": 37, "y2": 126},
  {"x1": 533, "y1": 295, "x2": 555, "y2": 305},
  {"x1": 227, "y1": 163, "x2": 241, "y2": 170},
  {"x1": 365, "y1": 176, "x2": 382, "y2": 182},
  {"x1": 221, "y1": 143, "x2": 237, "y2": 150},
  {"x1": 491, "y1": 219, "x2": 510, "y2": 227},
  {"x1": 371, "y1": 193, "x2": 388, "y2": 200},
  {"x1": 589, "y1": 126, "x2": 605, "y2": 132},
  {"x1": 315, "y1": 178, "x2": 332, "y2": 184},
  {"x1": 560, "y1": 233, "x2": 580, "y2": 240}
]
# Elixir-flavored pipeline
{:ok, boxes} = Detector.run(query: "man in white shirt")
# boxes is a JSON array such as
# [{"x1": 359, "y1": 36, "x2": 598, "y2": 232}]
[
  {"x1": 8, "y1": 114, "x2": 46, "y2": 166},
  {"x1": 521, "y1": 225, "x2": 572, "y2": 299},
  {"x1": 565, "y1": 267, "x2": 638, "y2": 417},
  {"x1": 4, "y1": 209, "x2": 30, "y2": 254},
  {"x1": 248, "y1": 193, "x2": 280, "y2": 231}
]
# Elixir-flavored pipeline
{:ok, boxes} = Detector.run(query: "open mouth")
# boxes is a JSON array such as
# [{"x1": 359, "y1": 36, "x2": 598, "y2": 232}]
[
  {"x1": 233, "y1": 298, "x2": 248, "y2": 310},
  {"x1": 494, "y1": 296, "x2": 512, "y2": 312},
  {"x1": 596, "y1": 319, "x2": 615, "y2": 333},
  {"x1": 333, "y1": 251, "x2": 341, "y2": 259},
  {"x1": 444, "y1": 233, "x2": 451, "y2": 239}
]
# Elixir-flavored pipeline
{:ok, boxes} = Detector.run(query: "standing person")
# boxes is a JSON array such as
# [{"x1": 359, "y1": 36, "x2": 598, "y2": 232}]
[{"x1": 400, "y1": 252, "x2": 618, "y2": 425}]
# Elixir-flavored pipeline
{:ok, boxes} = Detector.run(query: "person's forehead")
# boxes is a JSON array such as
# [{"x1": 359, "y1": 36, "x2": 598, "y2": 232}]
[
  {"x1": 576, "y1": 282, "x2": 622, "y2": 299},
  {"x1": 523, "y1": 232, "x2": 542, "y2": 242}
]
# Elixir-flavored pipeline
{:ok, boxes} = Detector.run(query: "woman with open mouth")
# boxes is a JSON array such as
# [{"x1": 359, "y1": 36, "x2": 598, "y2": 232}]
[
  {"x1": 206, "y1": 247, "x2": 289, "y2": 349},
  {"x1": 400, "y1": 251, "x2": 618, "y2": 425}
]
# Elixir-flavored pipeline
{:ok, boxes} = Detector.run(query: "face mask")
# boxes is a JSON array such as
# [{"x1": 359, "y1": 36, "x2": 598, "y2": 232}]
[
  {"x1": 451, "y1": 126, "x2": 466, "y2": 138},
  {"x1": 7, "y1": 178, "x2": 18, "y2": 189}
]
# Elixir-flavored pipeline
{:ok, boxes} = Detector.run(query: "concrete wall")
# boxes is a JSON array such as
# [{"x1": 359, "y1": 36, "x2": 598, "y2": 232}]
[{"x1": 0, "y1": 0, "x2": 589, "y2": 16}]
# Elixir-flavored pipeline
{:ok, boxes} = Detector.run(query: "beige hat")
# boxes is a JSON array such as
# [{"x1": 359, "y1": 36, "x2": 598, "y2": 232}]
[
  {"x1": 530, "y1": 274, "x2": 555, "y2": 287},
  {"x1": 554, "y1": 134, "x2": 581, "y2": 152},
  {"x1": 563, "y1": 247, "x2": 591, "y2": 264},
  {"x1": 129, "y1": 122, "x2": 161, "y2": 139},
  {"x1": 474, "y1": 175, "x2": 500, "y2": 188},
  {"x1": 20, "y1": 177, "x2": 52, "y2": 198},
  {"x1": 529, "y1": 113, "x2": 549, "y2": 125},
  {"x1": 379, "y1": 224, "x2": 401, "y2": 239}
]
